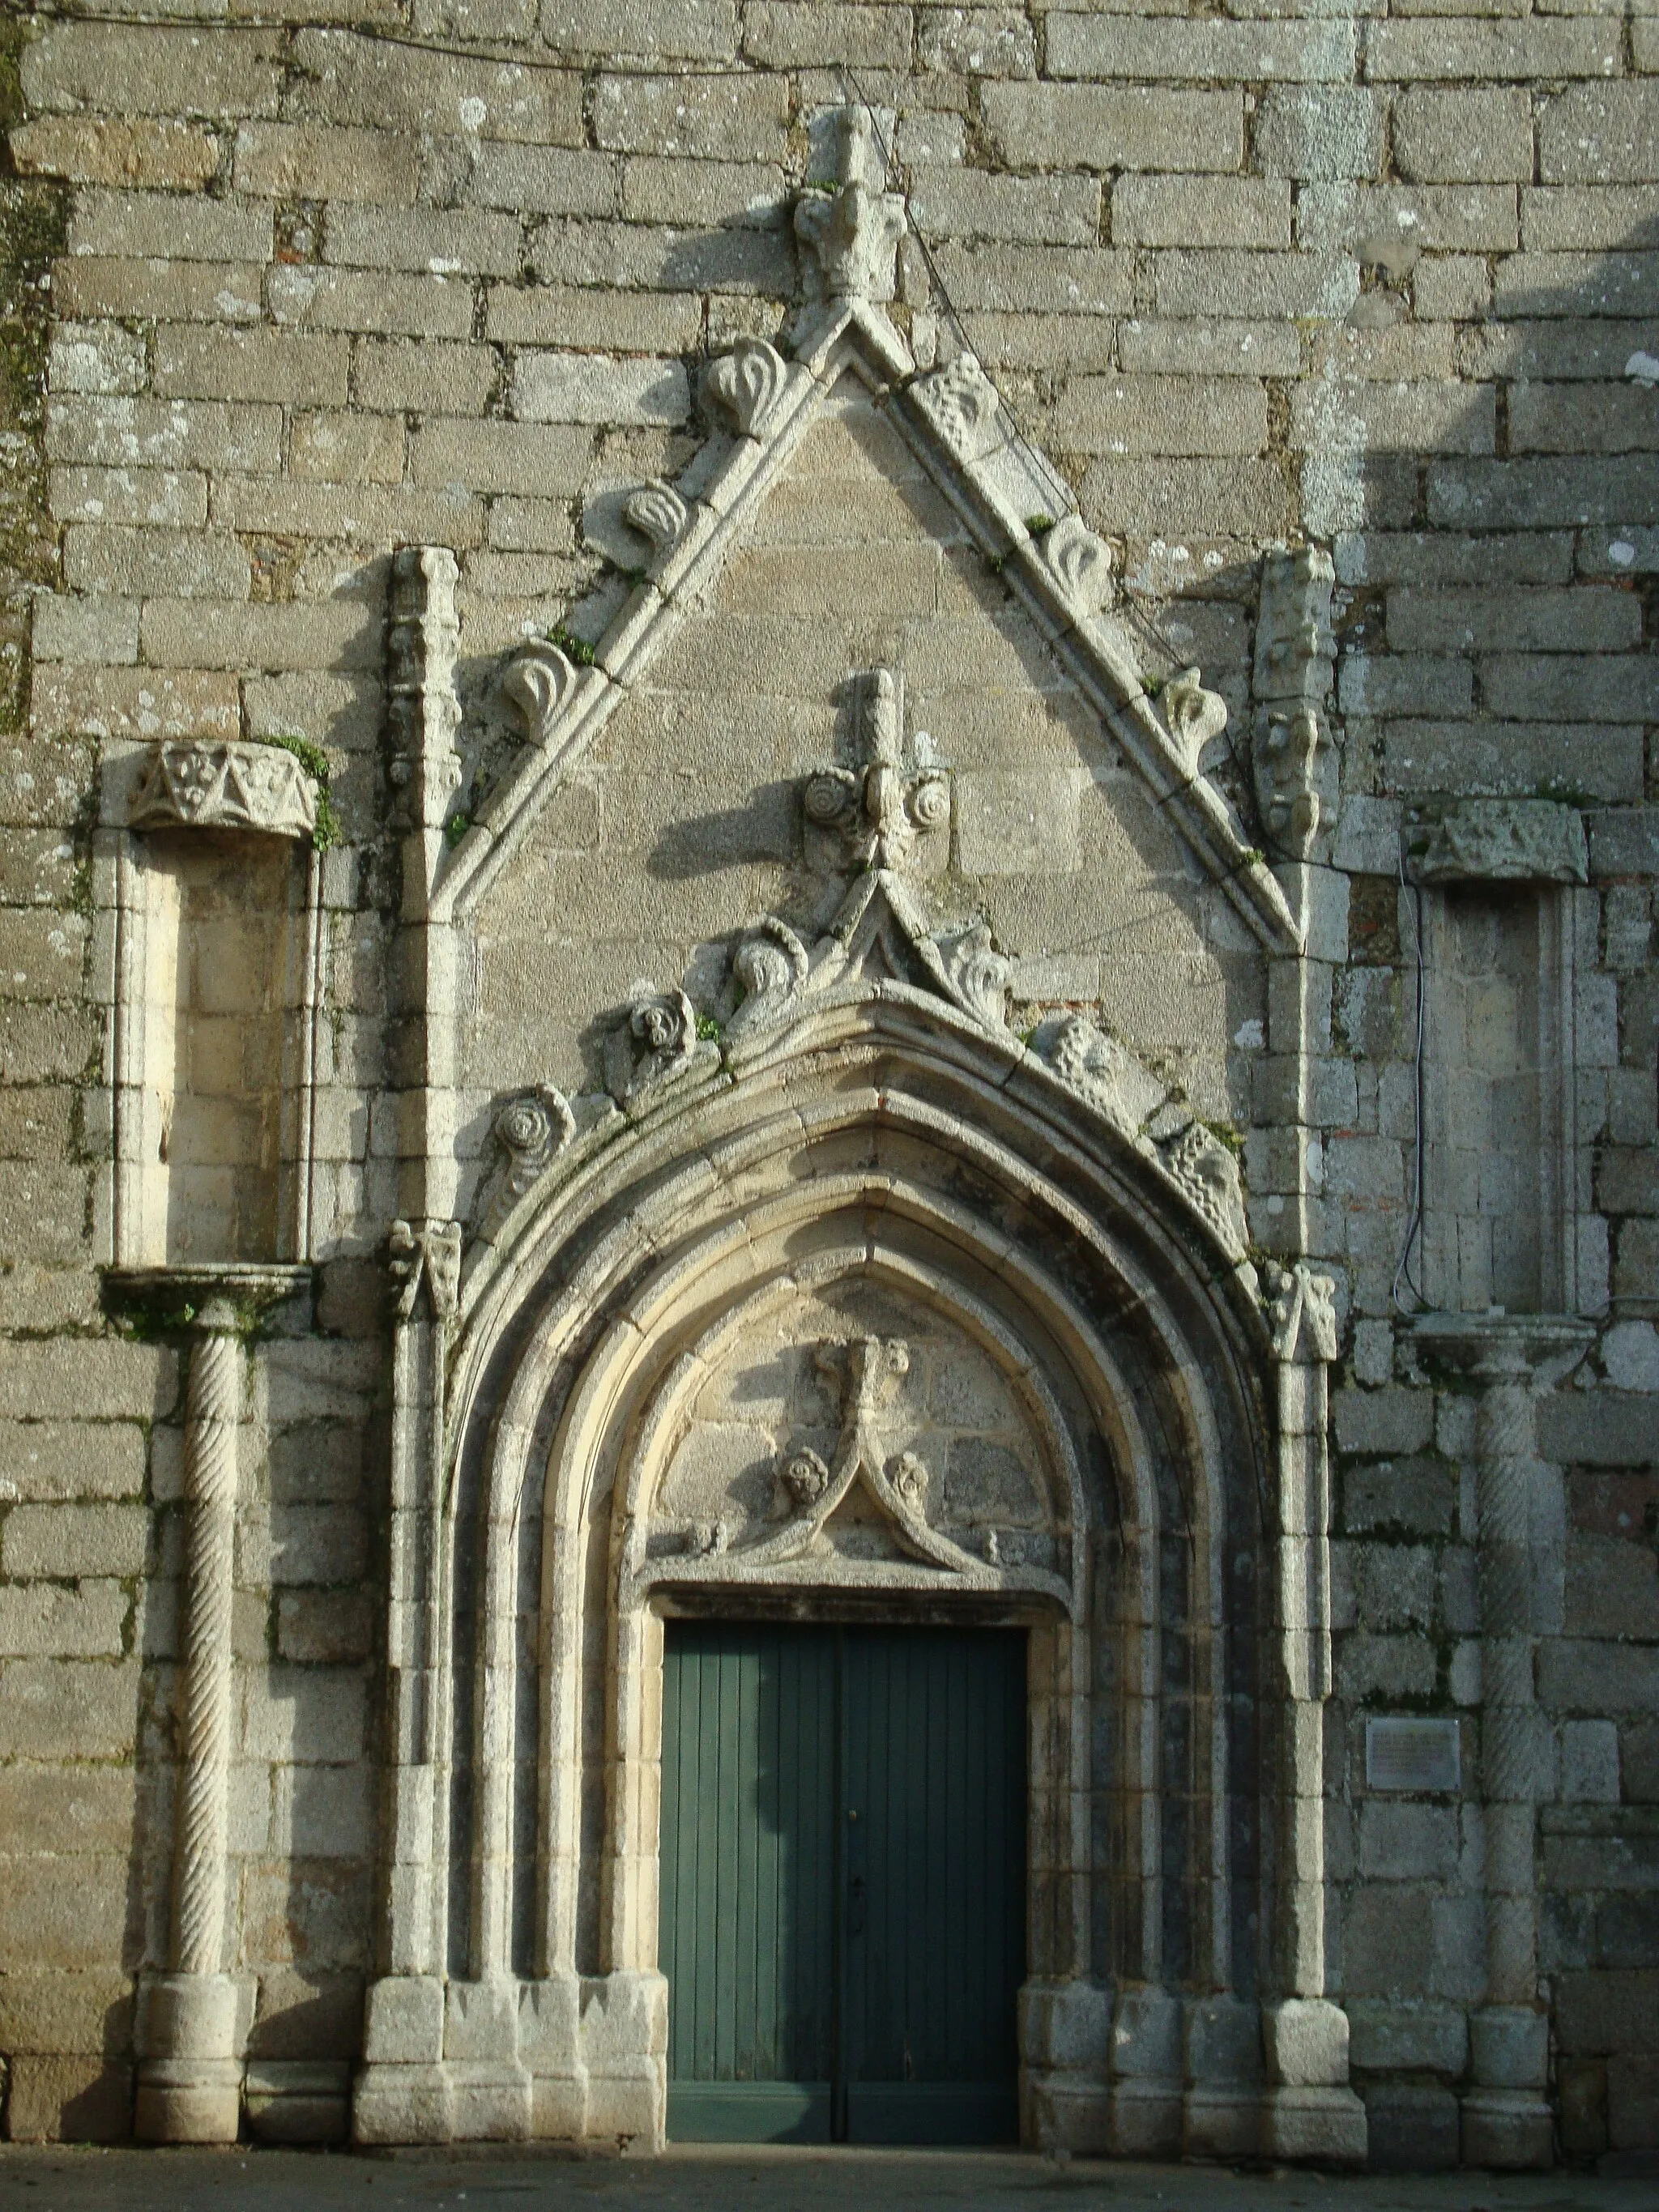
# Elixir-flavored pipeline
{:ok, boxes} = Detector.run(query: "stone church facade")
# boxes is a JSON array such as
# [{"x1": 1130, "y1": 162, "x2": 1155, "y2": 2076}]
[{"x1": 0, "y1": 1, "x2": 1655, "y2": 2174}]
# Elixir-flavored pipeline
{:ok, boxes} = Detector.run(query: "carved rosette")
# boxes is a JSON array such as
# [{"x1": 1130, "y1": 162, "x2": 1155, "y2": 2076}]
[
  {"x1": 495, "y1": 1086, "x2": 574, "y2": 1199},
  {"x1": 130, "y1": 740, "x2": 319, "y2": 840},
  {"x1": 606, "y1": 985, "x2": 699, "y2": 1102},
  {"x1": 705, "y1": 338, "x2": 789, "y2": 438}
]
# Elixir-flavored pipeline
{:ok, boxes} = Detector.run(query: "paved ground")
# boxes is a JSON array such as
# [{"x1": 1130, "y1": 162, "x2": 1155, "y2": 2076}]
[{"x1": 0, "y1": 2146, "x2": 1651, "y2": 2212}]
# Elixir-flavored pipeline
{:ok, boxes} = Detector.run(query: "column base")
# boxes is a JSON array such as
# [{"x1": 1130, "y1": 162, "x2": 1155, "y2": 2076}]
[
  {"x1": 1261, "y1": 2085, "x2": 1368, "y2": 2166},
  {"x1": 1461, "y1": 2091, "x2": 1554, "y2": 2171},
  {"x1": 352, "y1": 2062, "x2": 455, "y2": 2145},
  {"x1": 1022, "y1": 2070, "x2": 1110, "y2": 2154},
  {"x1": 134, "y1": 2058, "x2": 242, "y2": 2145}
]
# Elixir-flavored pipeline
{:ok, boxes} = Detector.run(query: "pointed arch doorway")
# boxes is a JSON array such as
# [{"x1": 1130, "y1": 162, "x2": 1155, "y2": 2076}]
[{"x1": 659, "y1": 1617, "x2": 1026, "y2": 2146}]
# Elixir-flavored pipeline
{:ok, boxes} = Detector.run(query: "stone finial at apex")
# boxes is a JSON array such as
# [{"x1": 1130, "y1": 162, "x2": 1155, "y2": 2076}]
[
  {"x1": 795, "y1": 102, "x2": 906, "y2": 305},
  {"x1": 802, "y1": 666, "x2": 951, "y2": 874}
]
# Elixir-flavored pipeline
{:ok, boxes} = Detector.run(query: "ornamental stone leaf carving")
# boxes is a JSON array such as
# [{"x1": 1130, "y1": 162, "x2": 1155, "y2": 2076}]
[
  {"x1": 1161, "y1": 668, "x2": 1229, "y2": 776},
  {"x1": 1252, "y1": 548, "x2": 1337, "y2": 863},
  {"x1": 912, "y1": 352, "x2": 1000, "y2": 462},
  {"x1": 727, "y1": 916, "x2": 810, "y2": 1038},
  {"x1": 129, "y1": 740, "x2": 318, "y2": 841},
  {"x1": 1157, "y1": 1123, "x2": 1250, "y2": 1263},
  {"x1": 1031, "y1": 1012, "x2": 1169, "y2": 1140},
  {"x1": 748, "y1": 1336, "x2": 980, "y2": 1575},
  {"x1": 502, "y1": 641, "x2": 578, "y2": 744},
  {"x1": 705, "y1": 337, "x2": 789, "y2": 437},
  {"x1": 802, "y1": 667, "x2": 949, "y2": 874},
  {"x1": 623, "y1": 478, "x2": 689, "y2": 555},
  {"x1": 1042, "y1": 514, "x2": 1114, "y2": 616},
  {"x1": 932, "y1": 920, "x2": 1009, "y2": 1030}
]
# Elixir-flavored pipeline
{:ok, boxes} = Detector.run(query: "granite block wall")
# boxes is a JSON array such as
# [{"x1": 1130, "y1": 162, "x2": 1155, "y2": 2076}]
[{"x1": 0, "y1": 0, "x2": 1653, "y2": 2164}]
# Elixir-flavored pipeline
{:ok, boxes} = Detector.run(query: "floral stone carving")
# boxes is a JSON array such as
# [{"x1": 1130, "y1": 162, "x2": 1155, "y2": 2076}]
[
  {"x1": 1158, "y1": 1123, "x2": 1250, "y2": 1263},
  {"x1": 1041, "y1": 514, "x2": 1115, "y2": 616},
  {"x1": 727, "y1": 917, "x2": 810, "y2": 1038},
  {"x1": 1405, "y1": 799, "x2": 1588, "y2": 886},
  {"x1": 794, "y1": 102, "x2": 906, "y2": 304},
  {"x1": 130, "y1": 740, "x2": 319, "y2": 841},
  {"x1": 1161, "y1": 669, "x2": 1229, "y2": 777},
  {"x1": 1266, "y1": 1261, "x2": 1339, "y2": 1364},
  {"x1": 1031, "y1": 1013, "x2": 1171, "y2": 1142}
]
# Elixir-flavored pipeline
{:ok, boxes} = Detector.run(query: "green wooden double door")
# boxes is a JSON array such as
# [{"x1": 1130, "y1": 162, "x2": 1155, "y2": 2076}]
[{"x1": 659, "y1": 1622, "x2": 1026, "y2": 2145}]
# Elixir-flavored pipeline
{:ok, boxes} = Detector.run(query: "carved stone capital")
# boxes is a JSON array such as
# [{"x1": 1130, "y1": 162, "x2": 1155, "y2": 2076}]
[
  {"x1": 1266, "y1": 1261, "x2": 1340, "y2": 1365},
  {"x1": 129, "y1": 740, "x2": 319, "y2": 840},
  {"x1": 1404, "y1": 799, "x2": 1588, "y2": 887},
  {"x1": 389, "y1": 1219, "x2": 463, "y2": 1323}
]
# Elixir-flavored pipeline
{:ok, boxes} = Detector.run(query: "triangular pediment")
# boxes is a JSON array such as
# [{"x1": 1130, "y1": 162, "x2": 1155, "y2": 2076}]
[{"x1": 437, "y1": 297, "x2": 1298, "y2": 957}]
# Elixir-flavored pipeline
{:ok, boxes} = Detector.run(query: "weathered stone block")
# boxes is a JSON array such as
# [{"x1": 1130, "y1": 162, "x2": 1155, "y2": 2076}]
[{"x1": 4, "y1": 2054, "x2": 133, "y2": 2142}]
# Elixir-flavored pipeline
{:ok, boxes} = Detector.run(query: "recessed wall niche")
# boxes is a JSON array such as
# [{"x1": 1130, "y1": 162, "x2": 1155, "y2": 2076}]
[
  {"x1": 1410, "y1": 801, "x2": 1590, "y2": 1319},
  {"x1": 109, "y1": 741, "x2": 324, "y2": 1268}
]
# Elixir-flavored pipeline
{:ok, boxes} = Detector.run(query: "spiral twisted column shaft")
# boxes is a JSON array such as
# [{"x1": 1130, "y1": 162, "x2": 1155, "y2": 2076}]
[
  {"x1": 1473, "y1": 1366, "x2": 1542, "y2": 2006},
  {"x1": 171, "y1": 1306, "x2": 241, "y2": 1978}
]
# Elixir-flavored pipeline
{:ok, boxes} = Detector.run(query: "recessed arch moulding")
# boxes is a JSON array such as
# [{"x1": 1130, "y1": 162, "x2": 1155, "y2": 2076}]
[{"x1": 361, "y1": 111, "x2": 1354, "y2": 2164}]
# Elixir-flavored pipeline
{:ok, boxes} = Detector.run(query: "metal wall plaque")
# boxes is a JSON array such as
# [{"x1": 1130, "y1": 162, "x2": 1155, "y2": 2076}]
[{"x1": 1366, "y1": 1716, "x2": 1461, "y2": 1794}]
